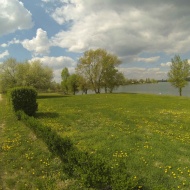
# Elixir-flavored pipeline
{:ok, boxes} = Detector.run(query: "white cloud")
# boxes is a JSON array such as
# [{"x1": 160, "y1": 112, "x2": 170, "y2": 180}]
[
  {"x1": 0, "y1": 0, "x2": 33, "y2": 36},
  {"x1": 1, "y1": 43, "x2": 8, "y2": 48},
  {"x1": 0, "y1": 50, "x2": 9, "y2": 59},
  {"x1": 41, "y1": 0, "x2": 51, "y2": 2},
  {"x1": 161, "y1": 62, "x2": 172, "y2": 67},
  {"x1": 30, "y1": 56, "x2": 76, "y2": 69},
  {"x1": 51, "y1": 2, "x2": 84, "y2": 25},
  {"x1": 30, "y1": 56, "x2": 76, "y2": 82},
  {"x1": 1, "y1": 38, "x2": 21, "y2": 47},
  {"x1": 135, "y1": 56, "x2": 160, "y2": 63},
  {"x1": 22, "y1": 28, "x2": 50, "y2": 56},
  {"x1": 118, "y1": 67, "x2": 167, "y2": 79},
  {"x1": 48, "y1": 0, "x2": 190, "y2": 61}
]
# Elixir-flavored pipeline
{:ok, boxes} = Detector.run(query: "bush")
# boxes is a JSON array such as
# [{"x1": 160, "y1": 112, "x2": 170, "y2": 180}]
[{"x1": 9, "y1": 87, "x2": 38, "y2": 116}]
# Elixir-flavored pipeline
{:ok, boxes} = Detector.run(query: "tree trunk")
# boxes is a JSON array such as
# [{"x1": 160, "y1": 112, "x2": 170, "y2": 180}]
[
  {"x1": 105, "y1": 86, "x2": 107, "y2": 93},
  {"x1": 179, "y1": 87, "x2": 182, "y2": 96}
]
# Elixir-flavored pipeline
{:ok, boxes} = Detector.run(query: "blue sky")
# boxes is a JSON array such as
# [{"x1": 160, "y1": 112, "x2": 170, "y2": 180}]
[{"x1": 1, "y1": 0, "x2": 190, "y2": 82}]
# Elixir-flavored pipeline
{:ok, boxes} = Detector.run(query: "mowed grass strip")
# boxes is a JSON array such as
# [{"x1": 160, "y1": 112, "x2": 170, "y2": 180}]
[
  {"x1": 37, "y1": 93, "x2": 190, "y2": 189},
  {"x1": 0, "y1": 95, "x2": 90, "y2": 190}
]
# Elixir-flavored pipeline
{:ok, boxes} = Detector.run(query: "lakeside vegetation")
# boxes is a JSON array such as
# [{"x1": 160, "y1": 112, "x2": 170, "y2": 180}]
[{"x1": 2, "y1": 93, "x2": 190, "y2": 189}]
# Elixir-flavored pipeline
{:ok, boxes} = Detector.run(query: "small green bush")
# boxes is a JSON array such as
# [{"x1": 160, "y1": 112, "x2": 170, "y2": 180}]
[{"x1": 10, "y1": 87, "x2": 38, "y2": 116}]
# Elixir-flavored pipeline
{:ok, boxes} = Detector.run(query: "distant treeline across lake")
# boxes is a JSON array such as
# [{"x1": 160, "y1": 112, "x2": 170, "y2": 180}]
[{"x1": 114, "y1": 82, "x2": 190, "y2": 97}]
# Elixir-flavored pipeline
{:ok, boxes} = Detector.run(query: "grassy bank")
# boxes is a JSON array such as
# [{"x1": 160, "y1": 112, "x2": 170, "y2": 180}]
[
  {"x1": 0, "y1": 95, "x2": 89, "y2": 190},
  {"x1": 36, "y1": 93, "x2": 190, "y2": 189}
]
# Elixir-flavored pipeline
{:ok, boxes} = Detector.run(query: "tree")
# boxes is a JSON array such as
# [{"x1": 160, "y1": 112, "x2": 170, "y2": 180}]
[
  {"x1": 61, "y1": 67, "x2": 70, "y2": 94},
  {"x1": 0, "y1": 58, "x2": 18, "y2": 92},
  {"x1": 105, "y1": 72, "x2": 126, "y2": 93},
  {"x1": 26, "y1": 60, "x2": 53, "y2": 90},
  {"x1": 77, "y1": 75, "x2": 90, "y2": 94},
  {"x1": 76, "y1": 48, "x2": 122, "y2": 93},
  {"x1": 102, "y1": 66, "x2": 125, "y2": 93},
  {"x1": 0, "y1": 58, "x2": 53, "y2": 92},
  {"x1": 67, "y1": 74, "x2": 79, "y2": 95},
  {"x1": 168, "y1": 55, "x2": 190, "y2": 96},
  {"x1": 49, "y1": 81, "x2": 61, "y2": 92},
  {"x1": 16, "y1": 61, "x2": 30, "y2": 86}
]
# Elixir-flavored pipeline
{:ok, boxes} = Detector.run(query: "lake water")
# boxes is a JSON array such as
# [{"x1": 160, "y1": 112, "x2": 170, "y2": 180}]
[{"x1": 113, "y1": 82, "x2": 190, "y2": 97}]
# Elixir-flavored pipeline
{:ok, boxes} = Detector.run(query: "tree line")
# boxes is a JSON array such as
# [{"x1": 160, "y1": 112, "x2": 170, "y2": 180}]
[
  {"x1": 0, "y1": 58, "x2": 54, "y2": 93},
  {"x1": 0, "y1": 49, "x2": 127, "y2": 94},
  {"x1": 61, "y1": 49, "x2": 126, "y2": 94},
  {"x1": 0, "y1": 49, "x2": 189, "y2": 96}
]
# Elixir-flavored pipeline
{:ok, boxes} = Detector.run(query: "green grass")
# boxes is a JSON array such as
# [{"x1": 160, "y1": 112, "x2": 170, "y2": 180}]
[
  {"x1": 2, "y1": 92, "x2": 190, "y2": 189},
  {"x1": 0, "y1": 95, "x2": 90, "y2": 190},
  {"x1": 36, "y1": 93, "x2": 190, "y2": 189}
]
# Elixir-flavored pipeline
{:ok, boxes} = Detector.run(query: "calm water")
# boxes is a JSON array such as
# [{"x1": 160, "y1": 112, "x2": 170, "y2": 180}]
[{"x1": 114, "y1": 82, "x2": 190, "y2": 97}]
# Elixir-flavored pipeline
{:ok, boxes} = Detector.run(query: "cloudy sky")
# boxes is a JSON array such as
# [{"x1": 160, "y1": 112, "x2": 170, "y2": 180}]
[{"x1": 1, "y1": 0, "x2": 190, "y2": 82}]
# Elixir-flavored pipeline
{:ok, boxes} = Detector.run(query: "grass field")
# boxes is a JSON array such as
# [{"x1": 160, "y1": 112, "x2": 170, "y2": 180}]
[
  {"x1": 1, "y1": 92, "x2": 190, "y2": 189},
  {"x1": 36, "y1": 93, "x2": 190, "y2": 189},
  {"x1": 0, "y1": 95, "x2": 89, "y2": 190}
]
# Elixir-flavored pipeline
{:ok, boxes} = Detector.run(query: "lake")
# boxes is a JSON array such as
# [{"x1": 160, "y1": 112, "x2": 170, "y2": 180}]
[{"x1": 114, "y1": 82, "x2": 190, "y2": 97}]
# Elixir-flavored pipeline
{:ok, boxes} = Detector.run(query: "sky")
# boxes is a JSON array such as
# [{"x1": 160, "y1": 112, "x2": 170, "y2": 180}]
[{"x1": 1, "y1": 0, "x2": 190, "y2": 82}]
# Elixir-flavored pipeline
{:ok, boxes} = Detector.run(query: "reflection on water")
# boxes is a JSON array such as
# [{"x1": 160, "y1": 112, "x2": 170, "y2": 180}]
[{"x1": 114, "y1": 82, "x2": 190, "y2": 97}]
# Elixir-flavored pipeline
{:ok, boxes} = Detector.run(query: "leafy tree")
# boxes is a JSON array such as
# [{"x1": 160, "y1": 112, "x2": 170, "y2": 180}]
[
  {"x1": 102, "y1": 66, "x2": 125, "y2": 93},
  {"x1": 0, "y1": 58, "x2": 18, "y2": 93},
  {"x1": 16, "y1": 61, "x2": 30, "y2": 86},
  {"x1": 139, "y1": 79, "x2": 145, "y2": 84},
  {"x1": 26, "y1": 60, "x2": 53, "y2": 91},
  {"x1": 61, "y1": 67, "x2": 70, "y2": 94},
  {"x1": 76, "y1": 49, "x2": 122, "y2": 93},
  {"x1": 67, "y1": 74, "x2": 79, "y2": 95},
  {"x1": 77, "y1": 75, "x2": 90, "y2": 94},
  {"x1": 49, "y1": 81, "x2": 61, "y2": 92},
  {"x1": 168, "y1": 55, "x2": 190, "y2": 96},
  {"x1": 0, "y1": 58, "x2": 53, "y2": 92}
]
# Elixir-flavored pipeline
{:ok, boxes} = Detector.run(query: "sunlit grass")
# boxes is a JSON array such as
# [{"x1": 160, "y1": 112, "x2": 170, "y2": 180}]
[
  {"x1": 0, "y1": 95, "x2": 90, "y2": 190},
  {"x1": 37, "y1": 93, "x2": 190, "y2": 189}
]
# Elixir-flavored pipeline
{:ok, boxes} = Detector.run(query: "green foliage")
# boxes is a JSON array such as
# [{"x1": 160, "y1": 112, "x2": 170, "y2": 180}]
[
  {"x1": 61, "y1": 67, "x2": 70, "y2": 94},
  {"x1": 77, "y1": 75, "x2": 90, "y2": 94},
  {"x1": 67, "y1": 74, "x2": 79, "y2": 95},
  {"x1": 0, "y1": 58, "x2": 53, "y2": 93},
  {"x1": 0, "y1": 58, "x2": 18, "y2": 93},
  {"x1": 76, "y1": 48, "x2": 124, "y2": 93},
  {"x1": 9, "y1": 87, "x2": 38, "y2": 116},
  {"x1": 26, "y1": 60, "x2": 53, "y2": 90},
  {"x1": 61, "y1": 68, "x2": 79, "y2": 95},
  {"x1": 168, "y1": 55, "x2": 190, "y2": 96}
]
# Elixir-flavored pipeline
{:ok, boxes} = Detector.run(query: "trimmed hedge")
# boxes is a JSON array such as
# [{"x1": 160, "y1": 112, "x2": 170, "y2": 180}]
[
  {"x1": 9, "y1": 87, "x2": 38, "y2": 116},
  {"x1": 16, "y1": 111, "x2": 139, "y2": 189}
]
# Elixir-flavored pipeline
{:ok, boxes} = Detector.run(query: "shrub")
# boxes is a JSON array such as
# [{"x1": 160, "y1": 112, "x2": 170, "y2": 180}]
[{"x1": 9, "y1": 87, "x2": 38, "y2": 116}]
